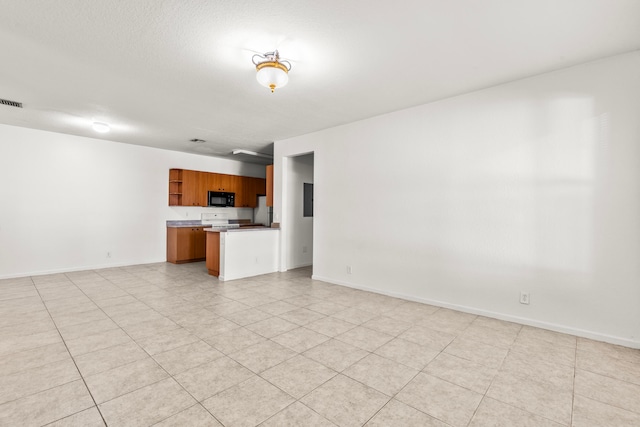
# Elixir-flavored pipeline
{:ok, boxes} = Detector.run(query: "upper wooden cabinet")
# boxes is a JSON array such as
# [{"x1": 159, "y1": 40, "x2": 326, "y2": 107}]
[
  {"x1": 169, "y1": 168, "x2": 266, "y2": 208},
  {"x1": 182, "y1": 169, "x2": 207, "y2": 206},
  {"x1": 266, "y1": 165, "x2": 274, "y2": 207},
  {"x1": 237, "y1": 176, "x2": 267, "y2": 208},
  {"x1": 168, "y1": 169, "x2": 183, "y2": 206},
  {"x1": 208, "y1": 173, "x2": 238, "y2": 193}
]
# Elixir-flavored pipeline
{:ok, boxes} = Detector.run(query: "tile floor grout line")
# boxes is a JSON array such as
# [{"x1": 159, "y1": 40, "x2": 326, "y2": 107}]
[
  {"x1": 570, "y1": 337, "x2": 579, "y2": 426},
  {"x1": 29, "y1": 273, "x2": 109, "y2": 427},
  {"x1": 571, "y1": 374, "x2": 640, "y2": 418},
  {"x1": 71, "y1": 267, "x2": 215, "y2": 424},
  {"x1": 474, "y1": 325, "x2": 575, "y2": 427},
  {"x1": 3, "y1": 263, "x2": 637, "y2": 425},
  {"x1": 360, "y1": 364, "x2": 430, "y2": 426},
  {"x1": 65, "y1": 272, "x2": 226, "y2": 425},
  {"x1": 464, "y1": 328, "x2": 517, "y2": 427}
]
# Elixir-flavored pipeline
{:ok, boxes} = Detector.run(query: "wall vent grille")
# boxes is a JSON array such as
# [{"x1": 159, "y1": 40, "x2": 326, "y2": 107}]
[{"x1": 0, "y1": 98, "x2": 23, "y2": 108}]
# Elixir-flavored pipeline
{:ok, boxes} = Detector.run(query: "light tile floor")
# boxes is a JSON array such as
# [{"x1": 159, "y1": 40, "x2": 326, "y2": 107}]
[{"x1": 1, "y1": 262, "x2": 639, "y2": 426}]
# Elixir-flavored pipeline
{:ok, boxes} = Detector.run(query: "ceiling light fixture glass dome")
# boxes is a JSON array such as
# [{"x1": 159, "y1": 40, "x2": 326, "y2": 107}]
[
  {"x1": 92, "y1": 122, "x2": 110, "y2": 133},
  {"x1": 252, "y1": 50, "x2": 291, "y2": 93}
]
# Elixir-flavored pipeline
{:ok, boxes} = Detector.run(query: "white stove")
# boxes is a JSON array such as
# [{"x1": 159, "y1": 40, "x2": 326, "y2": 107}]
[{"x1": 201, "y1": 212, "x2": 241, "y2": 229}]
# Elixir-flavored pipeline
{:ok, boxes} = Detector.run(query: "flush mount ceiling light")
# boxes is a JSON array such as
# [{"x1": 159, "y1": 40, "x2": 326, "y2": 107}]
[
  {"x1": 252, "y1": 50, "x2": 291, "y2": 93},
  {"x1": 92, "y1": 122, "x2": 110, "y2": 133}
]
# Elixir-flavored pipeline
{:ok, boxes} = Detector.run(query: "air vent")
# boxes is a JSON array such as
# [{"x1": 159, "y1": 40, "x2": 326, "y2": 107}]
[{"x1": 0, "y1": 98, "x2": 23, "y2": 108}]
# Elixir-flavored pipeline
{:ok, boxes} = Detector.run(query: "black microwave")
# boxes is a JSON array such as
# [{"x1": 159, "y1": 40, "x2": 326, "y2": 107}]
[{"x1": 208, "y1": 191, "x2": 235, "y2": 207}]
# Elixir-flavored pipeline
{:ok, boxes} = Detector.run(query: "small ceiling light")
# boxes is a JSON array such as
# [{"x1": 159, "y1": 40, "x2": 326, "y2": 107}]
[
  {"x1": 92, "y1": 122, "x2": 110, "y2": 133},
  {"x1": 252, "y1": 50, "x2": 292, "y2": 93}
]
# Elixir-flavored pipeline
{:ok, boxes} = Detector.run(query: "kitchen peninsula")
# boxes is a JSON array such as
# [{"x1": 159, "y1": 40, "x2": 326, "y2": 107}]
[{"x1": 206, "y1": 227, "x2": 279, "y2": 281}]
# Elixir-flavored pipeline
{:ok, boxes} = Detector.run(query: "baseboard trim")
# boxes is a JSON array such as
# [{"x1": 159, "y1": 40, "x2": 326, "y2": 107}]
[
  {"x1": 312, "y1": 274, "x2": 640, "y2": 349},
  {"x1": 0, "y1": 258, "x2": 167, "y2": 280}
]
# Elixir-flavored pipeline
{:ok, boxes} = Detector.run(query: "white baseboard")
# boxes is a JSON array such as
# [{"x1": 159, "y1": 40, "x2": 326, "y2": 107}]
[
  {"x1": 0, "y1": 258, "x2": 166, "y2": 280},
  {"x1": 312, "y1": 274, "x2": 640, "y2": 349}
]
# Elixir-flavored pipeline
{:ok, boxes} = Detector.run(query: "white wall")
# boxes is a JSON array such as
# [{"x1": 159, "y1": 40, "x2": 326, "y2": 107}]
[
  {"x1": 274, "y1": 51, "x2": 640, "y2": 347},
  {"x1": 0, "y1": 124, "x2": 265, "y2": 278},
  {"x1": 284, "y1": 154, "x2": 314, "y2": 269}
]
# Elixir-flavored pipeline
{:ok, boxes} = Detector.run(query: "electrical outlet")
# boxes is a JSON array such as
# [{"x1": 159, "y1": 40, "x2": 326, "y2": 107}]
[
  {"x1": 302, "y1": 246, "x2": 308, "y2": 253},
  {"x1": 106, "y1": 252, "x2": 111, "y2": 258},
  {"x1": 519, "y1": 291, "x2": 530, "y2": 305},
  {"x1": 255, "y1": 256, "x2": 259, "y2": 264},
  {"x1": 347, "y1": 266, "x2": 352, "y2": 274}
]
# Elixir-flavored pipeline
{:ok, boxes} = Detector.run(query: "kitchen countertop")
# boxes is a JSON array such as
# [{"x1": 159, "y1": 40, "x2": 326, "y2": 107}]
[
  {"x1": 166, "y1": 220, "x2": 212, "y2": 228},
  {"x1": 166, "y1": 221, "x2": 268, "y2": 228},
  {"x1": 205, "y1": 226, "x2": 277, "y2": 233}
]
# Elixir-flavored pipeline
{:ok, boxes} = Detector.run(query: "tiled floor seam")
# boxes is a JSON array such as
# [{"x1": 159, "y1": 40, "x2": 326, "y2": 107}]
[
  {"x1": 0, "y1": 376, "x2": 79, "y2": 407},
  {"x1": 63, "y1": 274, "x2": 229, "y2": 425},
  {"x1": 5, "y1": 264, "x2": 637, "y2": 426},
  {"x1": 335, "y1": 333, "x2": 456, "y2": 424},
  {"x1": 32, "y1": 274, "x2": 109, "y2": 427},
  {"x1": 464, "y1": 333, "x2": 512, "y2": 427},
  {"x1": 569, "y1": 338, "x2": 578, "y2": 426},
  {"x1": 359, "y1": 365, "x2": 427, "y2": 426},
  {"x1": 483, "y1": 329, "x2": 575, "y2": 427},
  {"x1": 573, "y1": 388, "x2": 640, "y2": 417}
]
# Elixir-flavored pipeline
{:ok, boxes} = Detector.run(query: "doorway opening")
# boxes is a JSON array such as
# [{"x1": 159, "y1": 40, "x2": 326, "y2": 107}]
[{"x1": 283, "y1": 153, "x2": 314, "y2": 277}]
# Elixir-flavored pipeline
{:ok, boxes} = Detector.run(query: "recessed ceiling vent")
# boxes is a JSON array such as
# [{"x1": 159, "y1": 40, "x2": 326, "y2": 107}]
[{"x1": 0, "y1": 98, "x2": 23, "y2": 108}]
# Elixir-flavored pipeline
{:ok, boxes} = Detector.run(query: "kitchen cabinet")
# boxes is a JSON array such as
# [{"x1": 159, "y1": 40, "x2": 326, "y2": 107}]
[
  {"x1": 266, "y1": 165, "x2": 273, "y2": 207},
  {"x1": 182, "y1": 170, "x2": 207, "y2": 206},
  {"x1": 236, "y1": 176, "x2": 267, "y2": 208},
  {"x1": 206, "y1": 231, "x2": 220, "y2": 276},
  {"x1": 167, "y1": 227, "x2": 207, "y2": 263},
  {"x1": 168, "y1": 169, "x2": 183, "y2": 206},
  {"x1": 208, "y1": 173, "x2": 238, "y2": 193},
  {"x1": 168, "y1": 169, "x2": 266, "y2": 208}
]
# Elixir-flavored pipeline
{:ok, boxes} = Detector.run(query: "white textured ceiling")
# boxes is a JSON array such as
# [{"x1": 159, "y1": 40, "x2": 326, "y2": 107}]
[{"x1": 1, "y1": 0, "x2": 639, "y2": 162}]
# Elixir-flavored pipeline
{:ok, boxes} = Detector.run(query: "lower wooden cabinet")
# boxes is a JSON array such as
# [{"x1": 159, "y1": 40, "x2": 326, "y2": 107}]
[
  {"x1": 206, "y1": 231, "x2": 220, "y2": 276},
  {"x1": 266, "y1": 165, "x2": 273, "y2": 207},
  {"x1": 166, "y1": 227, "x2": 207, "y2": 263}
]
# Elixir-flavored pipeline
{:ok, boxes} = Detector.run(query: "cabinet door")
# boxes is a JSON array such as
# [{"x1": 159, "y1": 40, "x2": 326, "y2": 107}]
[
  {"x1": 209, "y1": 173, "x2": 238, "y2": 193},
  {"x1": 266, "y1": 165, "x2": 274, "y2": 207},
  {"x1": 253, "y1": 177, "x2": 266, "y2": 197},
  {"x1": 192, "y1": 228, "x2": 207, "y2": 259},
  {"x1": 176, "y1": 228, "x2": 194, "y2": 261},
  {"x1": 167, "y1": 227, "x2": 206, "y2": 263},
  {"x1": 206, "y1": 231, "x2": 220, "y2": 276},
  {"x1": 234, "y1": 177, "x2": 267, "y2": 208},
  {"x1": 236, "y1": 176, "x2": 252, "y2": 208},
  {"x1": 182, "y1": 170, "x2": 207, "y2": 206}
]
